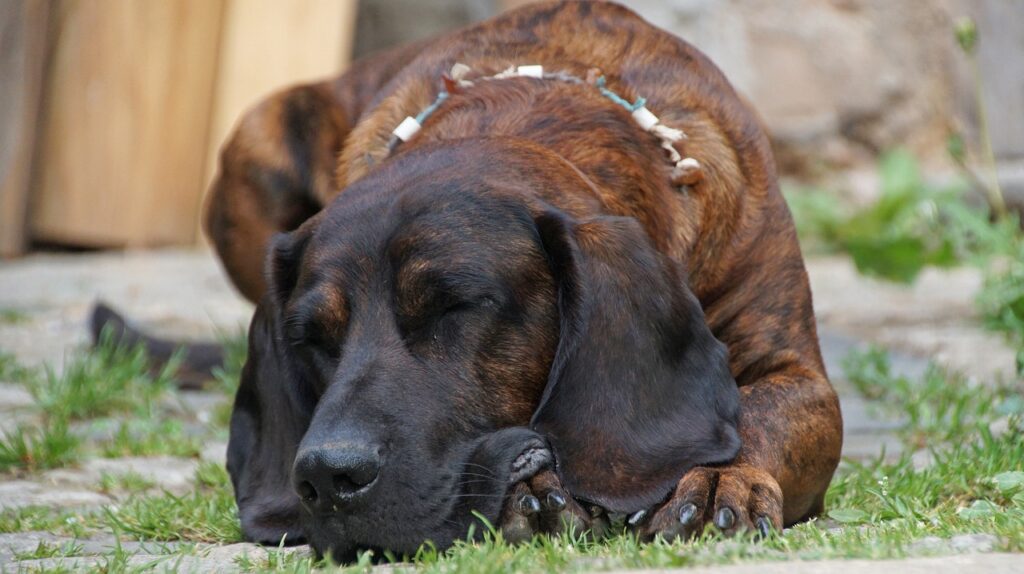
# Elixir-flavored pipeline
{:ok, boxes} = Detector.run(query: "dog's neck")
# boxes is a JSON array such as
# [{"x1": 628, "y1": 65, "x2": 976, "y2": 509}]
[{"x1": 390, "y1": 72, "x2": 681, "y2": 206}]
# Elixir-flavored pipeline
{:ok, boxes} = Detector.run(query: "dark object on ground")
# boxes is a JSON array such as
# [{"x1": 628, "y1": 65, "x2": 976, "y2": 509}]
[{"x1": 89, "y1": 301, "x2": 224, "y2": 390}]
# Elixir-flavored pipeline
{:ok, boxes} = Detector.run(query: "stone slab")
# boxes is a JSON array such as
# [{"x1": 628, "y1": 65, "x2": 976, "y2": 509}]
[
  {"x1": 0, "y1": 249, "x2": 252, "y2": 370},
  {"x1": 0, "y1": 383, "x2": 33, "y2": 411},
  {"x1": 41, "y1": 456, "x2": 199, "y2": 494},
  {"x1": 0, "y1": 480, "x2": 111, "y2": 510},
  {"x1": 808, "y1": 256, "x2": 1017, "y2": 383},
  {"x1": 9, "y1": 542, "x2": 313, "y2": 572},
  {"x1": 604, "y1": 553, "x2": 1021, "y2": 574}
]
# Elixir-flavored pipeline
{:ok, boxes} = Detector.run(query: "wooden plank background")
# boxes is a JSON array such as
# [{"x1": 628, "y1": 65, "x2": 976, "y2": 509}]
[
  {"x1": 0, "y1": 1, "x2": 50, "y2": 257},
  {"x1": 10, "y1": 0, "x2": 355, "y2": 253},
  {"x1": 200, "y1": 0, "x2": 358, "y2": 242},
  {"x1": 30, "y1": 0, "x2": 225, "y2": 248}
]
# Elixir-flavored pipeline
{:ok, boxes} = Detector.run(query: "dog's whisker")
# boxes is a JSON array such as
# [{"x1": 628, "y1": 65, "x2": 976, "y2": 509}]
[
  {"x1": 448, "y1": 493, "x2": 508, "y2": 500},
  {"x1": 461, "y1": 462, "x2": 496, "y2": 475},
  {"x1": 455, "y1": 471, "x2": 498, "y2": 481},
  {"x1": 454, "y1": 474, "x2": 497, "y2": 482}
]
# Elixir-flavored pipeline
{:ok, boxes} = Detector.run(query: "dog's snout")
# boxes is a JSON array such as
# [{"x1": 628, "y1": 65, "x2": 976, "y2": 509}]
[{"x1": 293, "y1": 443, "x2": 381, "y2": 511}]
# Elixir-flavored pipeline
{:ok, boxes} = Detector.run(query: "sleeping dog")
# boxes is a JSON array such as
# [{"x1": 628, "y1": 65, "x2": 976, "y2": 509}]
[{"x1": 104, "y1": 0, "x2": 843, "y2": 560}]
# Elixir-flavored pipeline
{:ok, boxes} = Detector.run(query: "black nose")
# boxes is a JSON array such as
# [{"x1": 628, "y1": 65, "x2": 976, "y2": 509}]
[{"x1": 293, "y1": 443, "x2": 381, "y2": 511}]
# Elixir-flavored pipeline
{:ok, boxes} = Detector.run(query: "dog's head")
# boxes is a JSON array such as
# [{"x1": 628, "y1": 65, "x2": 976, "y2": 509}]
[{"x1": 226, "y1": 139, "x2": 740, "y2": 559}]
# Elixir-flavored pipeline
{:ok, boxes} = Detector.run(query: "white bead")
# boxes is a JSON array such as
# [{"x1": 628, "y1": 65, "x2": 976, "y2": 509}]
[
  {"x1": 450, "y1": 62, "x2": 471, "y2": 80},
  {"x1": 392, "y1": 116, "x2": 421, "y2": 142},
  {"x1": 679, "y1": 157, "x2": 701, "y2": 170},
  {"x1": 632, "y1": 106, "x2": 659, "y2": 131},
  {"x1": 517, "y1": 64, "x2": 544, "y2": 78}
]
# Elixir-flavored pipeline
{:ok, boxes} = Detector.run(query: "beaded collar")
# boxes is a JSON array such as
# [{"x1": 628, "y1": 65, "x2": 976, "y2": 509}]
[{"x1": 386, "y1": 63, "x2": 703, "y2": 187}]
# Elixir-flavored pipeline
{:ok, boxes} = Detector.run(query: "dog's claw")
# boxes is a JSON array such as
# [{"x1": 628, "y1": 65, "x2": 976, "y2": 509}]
[
  {"x1": 678, "y1": 503, "x2": 697, "y2": 525},
  {"x1": 498, "y1": 470, "x2": 603, "y2": 543},
  {"x1": 627, "y1": 509, "x2": 648, "y2": 527},
  {"x1": 545, "y1": 491, "x2": 566, "y2": 511},
  {"x1": 714, "y1": 507, "x2": 735, "y2": 530},
  {"x1": 517, "y1": 494, "x2": 541, "y2": 515},
  {"x1": 755, "y1": 516, "x2": 772, "y2": 539}
]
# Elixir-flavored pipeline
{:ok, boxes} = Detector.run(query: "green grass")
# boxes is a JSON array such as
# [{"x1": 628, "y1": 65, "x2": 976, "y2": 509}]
[
  {"x1": 842, "y1": 346, "x2": 1024, "y2": 448},
  {"x1": 25, "y1": 332, "x2": 177, "y2": 421},
  {"x1": 99, "y1": 470, "x2": 156, "y2": 496},
  {"x1": 0, "y1": 465, "x2": 241, "y2": 548},
  {"x1": 0, "y1": 349, "x2": 32, "y2": 382},
  {"x1": 212, "y1": 328, "x2": 248, "y2": 396},
  {"x1": 0, "y1": 506, "x2": 92, "y2": 537},
  {"x1": 0, "y1": 307, "x2": 29, "y2": 325},
  {"x1": 13, "y1": 540, "x2": 84, "y2": 561},
  {"x1": 9, "y1": 346, "x2": 1018, "y2": 573},
  {"x1": 2, "y1": 319, "x2": 1022, "y2": 571},
  {"x1": 0, "y1": 419, "x2": 81, "y2": 471},
  {"x1": 103, "y1": 488, "x2": 241, "y2": 545},
  {"x1": 0, "y1": 333, "x2": 226, "y2": 472},
  {"x1": 102, "y1": 462, "x2": 241, "y2": 544},
  {"x1": 99, "y1": 419, "x2": 204, "y2": 459}
]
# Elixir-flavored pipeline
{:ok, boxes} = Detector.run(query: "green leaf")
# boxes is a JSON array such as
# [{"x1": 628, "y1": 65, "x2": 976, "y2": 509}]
[
  {"x1": 828, "y1": 508, "x2": 868, "y2": 524},
  {"x1": 845, "y1": 236, "x2": 929, "y2": 283},
  {"x1": 926, "y1": 238, "x2": 958, "y2": 268},
  {"x1": 954, "y1": 16, "x2": 978, "y2": 55},
  {"x1": 958, "y1": 499, "x2": 1000, "y2": 519},
  {"x1": 947, "y1": 133, "x2": 967, "y2": 164},
  {"x1": 879, "y1": 149, "x2": 922, "y2": 205},
  {"x1": 993, "y1": 471, "x2": 1024, "y2": 493}
]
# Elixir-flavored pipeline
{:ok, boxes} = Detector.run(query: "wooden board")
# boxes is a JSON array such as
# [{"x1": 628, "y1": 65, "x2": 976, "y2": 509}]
[
  {"x1": 29, "y1": 0, "x2": 225, "y2": 248},
  {"x1": 198, "y1": 0, "x2": 357, "y2": 242},
  {"x1": 0, "y1": 1, "x2": 50, "y2": 257}
]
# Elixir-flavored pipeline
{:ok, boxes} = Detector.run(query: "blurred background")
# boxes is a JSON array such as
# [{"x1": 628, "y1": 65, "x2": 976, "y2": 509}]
[{"x1": 1, "y1": 0, "x2": 1021, "y2": 256}]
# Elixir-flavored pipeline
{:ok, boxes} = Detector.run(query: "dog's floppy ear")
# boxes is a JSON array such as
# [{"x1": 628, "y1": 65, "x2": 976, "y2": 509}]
[
  {"x1": 530, "y1": 212, "x2": 741, "y2": 514},
  {"x1": 227, "y1": 229, "x2": 317, "y2": 545}
]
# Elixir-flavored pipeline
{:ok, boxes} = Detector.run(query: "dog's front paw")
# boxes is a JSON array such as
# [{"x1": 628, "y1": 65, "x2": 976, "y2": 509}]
[
  {"x1": 632, "y1": 465, "x2": 782, "y2": 541},
  {"x1": 499, "y1": 470, "x2": 609, "y2": 543}
]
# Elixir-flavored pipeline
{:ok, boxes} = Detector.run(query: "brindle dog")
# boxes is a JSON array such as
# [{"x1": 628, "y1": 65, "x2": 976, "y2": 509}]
[{"x1": 196, "y1": 0, "x2": 841, "y2": 560}]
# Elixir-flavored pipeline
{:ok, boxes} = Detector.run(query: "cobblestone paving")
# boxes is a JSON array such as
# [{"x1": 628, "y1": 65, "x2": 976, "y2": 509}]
[{"x1": 0, "y1": 249, "x2": 1017, "y2": 571}]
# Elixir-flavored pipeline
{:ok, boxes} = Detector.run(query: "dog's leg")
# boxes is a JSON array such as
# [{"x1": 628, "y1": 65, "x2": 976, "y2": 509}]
[
  {"x1": 636, "y1": 229, "x2": 843, "y2": 539},
  {"x1": 635, "y1": 368, "x2": 840, "y2": 539},
  {"x1": 204, "y1": 82, "x2": 349, "y2": 303},
  {"x1": 205, "y1": 42, "x2": 426, "y2": 303}
]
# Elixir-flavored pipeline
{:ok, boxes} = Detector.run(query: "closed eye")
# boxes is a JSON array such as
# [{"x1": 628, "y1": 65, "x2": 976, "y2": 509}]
[
  {"x1": 440, "y1": 294, "x2": 499, "y2": 317},
  {"x1": 283, "y1": 315, "x2": 308, "y2": 347},
  {"x1": 440, "y1": 299, "x2": 476, "y2": 316},
  {"x1": 283, "y1": 315, "x2": 342, "y2": 358},
  {"x1": 397, "y1": 294, "x2": 499, "y2": 338}
]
